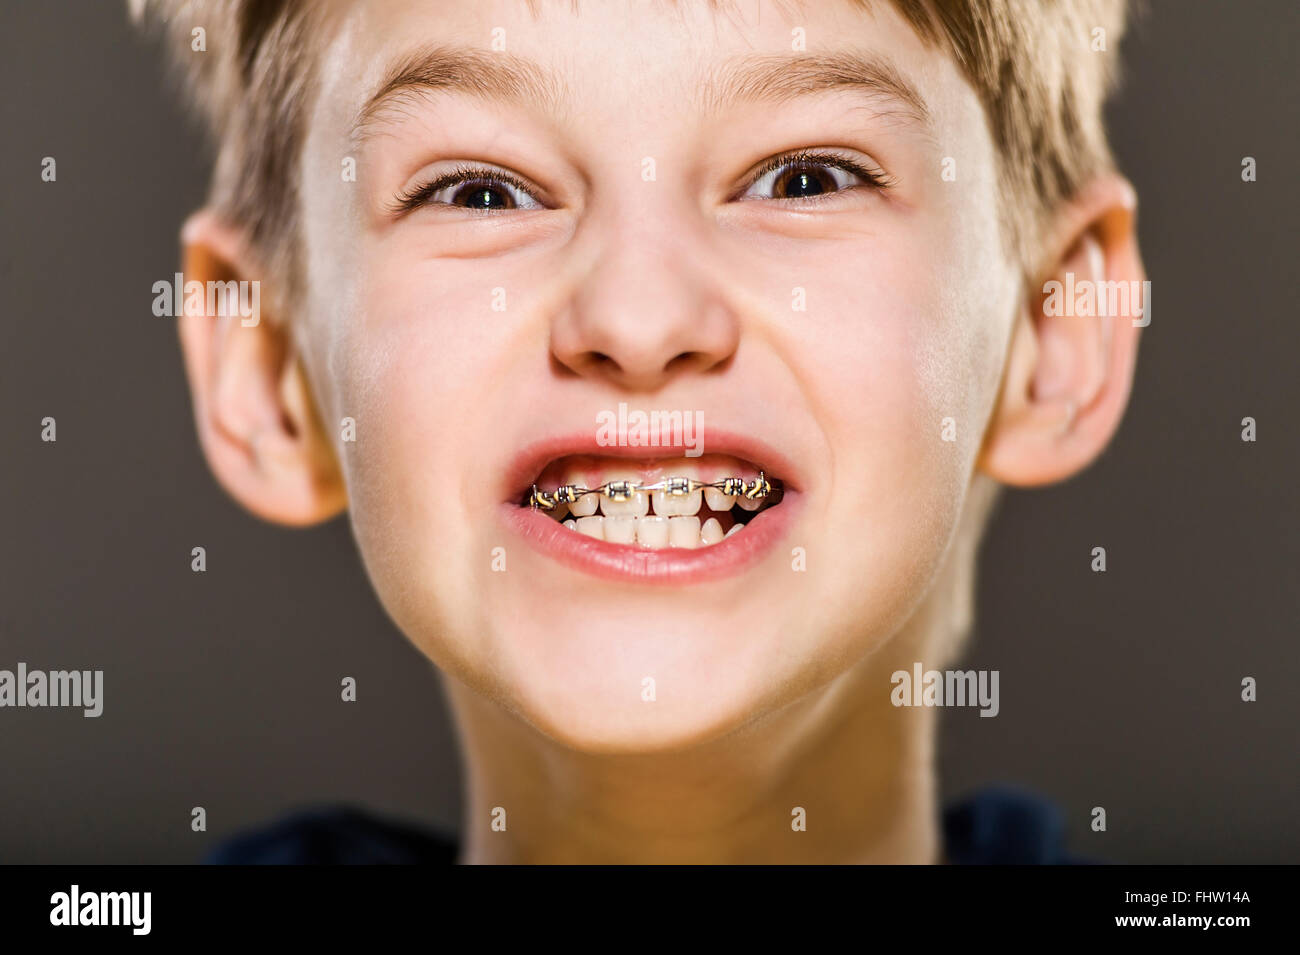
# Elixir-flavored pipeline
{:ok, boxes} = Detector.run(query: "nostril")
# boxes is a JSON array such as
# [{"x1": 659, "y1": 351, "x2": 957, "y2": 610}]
[
  {"x1": 577, "y1": 352, "x2": 621, "y2": 378},
  {"x1": 666, "y1": 350, "x2": 734, "y2": 377}
]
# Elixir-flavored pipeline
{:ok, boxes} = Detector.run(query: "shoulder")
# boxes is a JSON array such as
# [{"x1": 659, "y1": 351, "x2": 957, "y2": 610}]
[
  {"x1": 942, "y1": 785, "x2": 1100, "y2": 864},
  {"x1": 202, "y1": 805, "x2": 458, "y2": 865},
  {"x1": 204, "y1": 785, "x2": 1097, "y2": 864}
]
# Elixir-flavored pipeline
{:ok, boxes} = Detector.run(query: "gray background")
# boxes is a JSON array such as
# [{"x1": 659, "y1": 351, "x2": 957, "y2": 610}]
[{"x1": 1, "y1": 0, "x2": 1295, "y2": 863}]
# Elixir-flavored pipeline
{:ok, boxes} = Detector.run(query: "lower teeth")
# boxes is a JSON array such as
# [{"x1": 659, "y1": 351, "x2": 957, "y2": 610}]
[{"x1": 559, "y1": 513, "x2": 751, "y2": 548}]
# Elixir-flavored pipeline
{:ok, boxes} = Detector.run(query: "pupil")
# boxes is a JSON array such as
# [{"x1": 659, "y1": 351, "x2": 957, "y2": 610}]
[
  {"x1": 781, "y1": 167, "x2": 826, "y2": 198},
  {"x1": 460, "y1": 184, "x2": 510, "y2": 209}
]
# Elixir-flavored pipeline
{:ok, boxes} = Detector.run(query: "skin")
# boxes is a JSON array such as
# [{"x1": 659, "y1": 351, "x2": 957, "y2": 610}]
[{"x1": 177, "y1": 0, "x2": 1144, "y2": 863}]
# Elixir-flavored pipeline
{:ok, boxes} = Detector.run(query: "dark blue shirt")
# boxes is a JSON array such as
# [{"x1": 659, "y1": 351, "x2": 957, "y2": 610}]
[{"x1": 203, "y1": 785, "x2": 1096, "y2": 864}]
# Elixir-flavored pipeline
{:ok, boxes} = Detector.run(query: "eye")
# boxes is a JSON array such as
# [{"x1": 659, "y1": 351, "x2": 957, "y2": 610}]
[
  {"x1": 735, "y1": 150, "x2": 894, "y2": 203},
  {"x1": 392, "y1": 163, "x2": 546, "y2": 215}
]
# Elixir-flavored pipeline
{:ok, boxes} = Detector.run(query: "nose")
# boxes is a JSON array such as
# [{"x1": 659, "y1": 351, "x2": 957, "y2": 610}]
[{"x1": 550, "y1": 214, "x2": 740, "y2": 393}]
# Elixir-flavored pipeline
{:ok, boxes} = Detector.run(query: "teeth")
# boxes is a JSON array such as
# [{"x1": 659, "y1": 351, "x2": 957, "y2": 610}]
[
  {"x1": 700, "y1": 517, "x2": 723, "y2": 546},
  {"x1": 668, "y1": 516, "x2": 700, "y2": 548},
  {"x1": 603, "y1": 514, "x2": 636, "y2": 544},
  {"x1": 535, "y1": 466, "x2": 778, "y2": 550},
  {"x1": 568, "y1": 493, "x2": 599, "y2": 518},
  {"x1": 636, "y1": 515, "x2": 669, "y2": 547},
  {"x1": 653, "y1": 488, "x2": 702, "y2": 518},
  {"x1": 601, "y1": 471, "x2": 649, "y2": 518},
  {"x1": 557, "y1": 513, "x2": 751, "y2": 550},
  {"x1": 703, "y1": 487, "x2": 735, "y2": 511}
]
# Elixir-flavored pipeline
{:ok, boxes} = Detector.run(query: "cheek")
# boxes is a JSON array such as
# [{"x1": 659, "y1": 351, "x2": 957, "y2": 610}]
[
  {"x1": 333, "y1": 252, "x2": 510, "y2": 485},
  {"x1": 779, "y1": 241, "x2": 1007, "y2": 626},
  {"x1": 318, "y1": 258, "x2": 507, "y2": 651},
  {"x1": 792, "y1": 249, "x2": 995, "y2": 495}
]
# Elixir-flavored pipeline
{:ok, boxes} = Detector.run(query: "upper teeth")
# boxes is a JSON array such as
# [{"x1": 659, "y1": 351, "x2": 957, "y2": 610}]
[
  {"x1": 530, "y1": 471, "x2": 779, "y2": 549},
  {"x1": 529, "y1": 472, "x2": 771, "y2": 511}
]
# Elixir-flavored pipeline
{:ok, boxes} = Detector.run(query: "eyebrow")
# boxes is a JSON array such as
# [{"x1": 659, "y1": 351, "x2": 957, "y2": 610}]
[
  {"x1": 352, "y1": 45, "x2": 931, "y2": 146},
  {"x1": 699, "y1": 51, "x2": 931, "y2": 127},
  {"x1": 352, "y1": 46, "x2": 569, "y2": 146}
]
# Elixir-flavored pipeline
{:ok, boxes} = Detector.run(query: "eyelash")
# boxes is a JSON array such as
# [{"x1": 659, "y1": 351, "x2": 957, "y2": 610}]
[
  {"x1": 390, "y1": 164, "x2": 540, "y2": 215},
  {"x1": 736, "y1": 149, "x2": 897, "y2": 202},
  {"x1": 390, "y1": 150, "x2": 895, "y2": 216}
]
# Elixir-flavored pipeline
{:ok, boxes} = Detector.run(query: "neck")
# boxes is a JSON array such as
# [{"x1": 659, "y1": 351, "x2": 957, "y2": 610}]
[{"x1": 444, "y1": 615, "x2": 944, "y2": 865}]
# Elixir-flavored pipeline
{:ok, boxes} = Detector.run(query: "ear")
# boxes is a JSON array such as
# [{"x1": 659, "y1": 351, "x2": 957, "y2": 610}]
[
  {"x1": 977, "y1": 173, "x2": 1146, "y2": 487},
  {"x1": 177, "y1": 209, "x2": 347, "y2": 526}
]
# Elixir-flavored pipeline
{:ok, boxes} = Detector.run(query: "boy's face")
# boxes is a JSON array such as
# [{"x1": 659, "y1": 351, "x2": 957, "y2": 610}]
[{"x1": 296, "y1": 0, "x2": 1019, "y2": 748}]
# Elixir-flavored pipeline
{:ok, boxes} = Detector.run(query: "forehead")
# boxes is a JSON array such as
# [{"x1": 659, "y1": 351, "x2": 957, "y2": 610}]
[{"x1": 313, "y1": 0, "x2": 973, "y2": 148}]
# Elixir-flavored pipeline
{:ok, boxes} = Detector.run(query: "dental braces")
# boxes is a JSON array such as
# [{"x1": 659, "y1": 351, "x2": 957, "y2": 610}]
[{"x1": 529, "y1": 472, "x2": 773, "y2": 511}]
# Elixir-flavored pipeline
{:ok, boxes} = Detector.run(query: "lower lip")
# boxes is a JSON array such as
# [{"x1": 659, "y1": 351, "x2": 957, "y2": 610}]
[{"x1": 499, "y1": 492, "x2": 802, "y2": 585}]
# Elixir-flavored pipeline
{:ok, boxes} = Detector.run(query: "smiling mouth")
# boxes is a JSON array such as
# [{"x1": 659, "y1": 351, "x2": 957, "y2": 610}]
[{"x1": 516, "y1": 454, "x2": 786, "y2": 550}]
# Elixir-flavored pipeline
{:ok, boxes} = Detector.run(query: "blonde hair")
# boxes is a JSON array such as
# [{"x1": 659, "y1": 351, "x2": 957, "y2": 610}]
[
  {"x1": 132, "y1": 0, "x2": 1129, "y2": 311},
  {"x1": 888, "y1": 0, "x2": 1130, "y2": 276}
]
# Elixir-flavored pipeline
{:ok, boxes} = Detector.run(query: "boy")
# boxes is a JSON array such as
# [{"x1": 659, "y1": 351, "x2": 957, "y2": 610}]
[{"x1": 133, "y1": 0, "x2": 1145, "y2": 863}]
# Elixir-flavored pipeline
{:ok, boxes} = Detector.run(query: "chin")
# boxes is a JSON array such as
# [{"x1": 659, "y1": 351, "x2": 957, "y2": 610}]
[{"x1": 471, "y1": 603, "x2": 816, "y2": 755}]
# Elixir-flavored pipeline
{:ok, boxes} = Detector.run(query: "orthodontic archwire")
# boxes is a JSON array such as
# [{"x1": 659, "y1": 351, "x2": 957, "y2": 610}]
[{"x1": 529, "y1": 472, "x2": 773, "y2": 511}]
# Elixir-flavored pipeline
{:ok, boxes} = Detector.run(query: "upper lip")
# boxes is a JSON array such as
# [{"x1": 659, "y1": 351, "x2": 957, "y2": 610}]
[{"x1": 502, "y1": 427, "x2": 803, "y2": 505}]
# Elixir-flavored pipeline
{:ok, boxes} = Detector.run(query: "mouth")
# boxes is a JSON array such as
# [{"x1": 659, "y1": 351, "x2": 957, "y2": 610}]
[
  {"x1": 499, "y1": 433, "x2": 802, "y2": 584},
  {"x1": 521, "y1": 455, "x2": 785, "y2": 548}
]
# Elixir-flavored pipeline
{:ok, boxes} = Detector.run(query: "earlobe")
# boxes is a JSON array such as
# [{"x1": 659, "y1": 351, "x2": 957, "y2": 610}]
[
  {"x1": 977, "y1": 174, "x2": 1145, "y2": 487},
  {"x1": 177, "y1": 209, "x2": 347, "y2": 526}
]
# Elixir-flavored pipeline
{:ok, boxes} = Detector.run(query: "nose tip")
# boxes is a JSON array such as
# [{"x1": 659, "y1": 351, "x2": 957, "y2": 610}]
[
  {"x1": 567, "y1": 336, "x2": 733, "y2": 392},
  {"x1": 551, "y1": 248, "x2": 740, "y2": 392}
]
